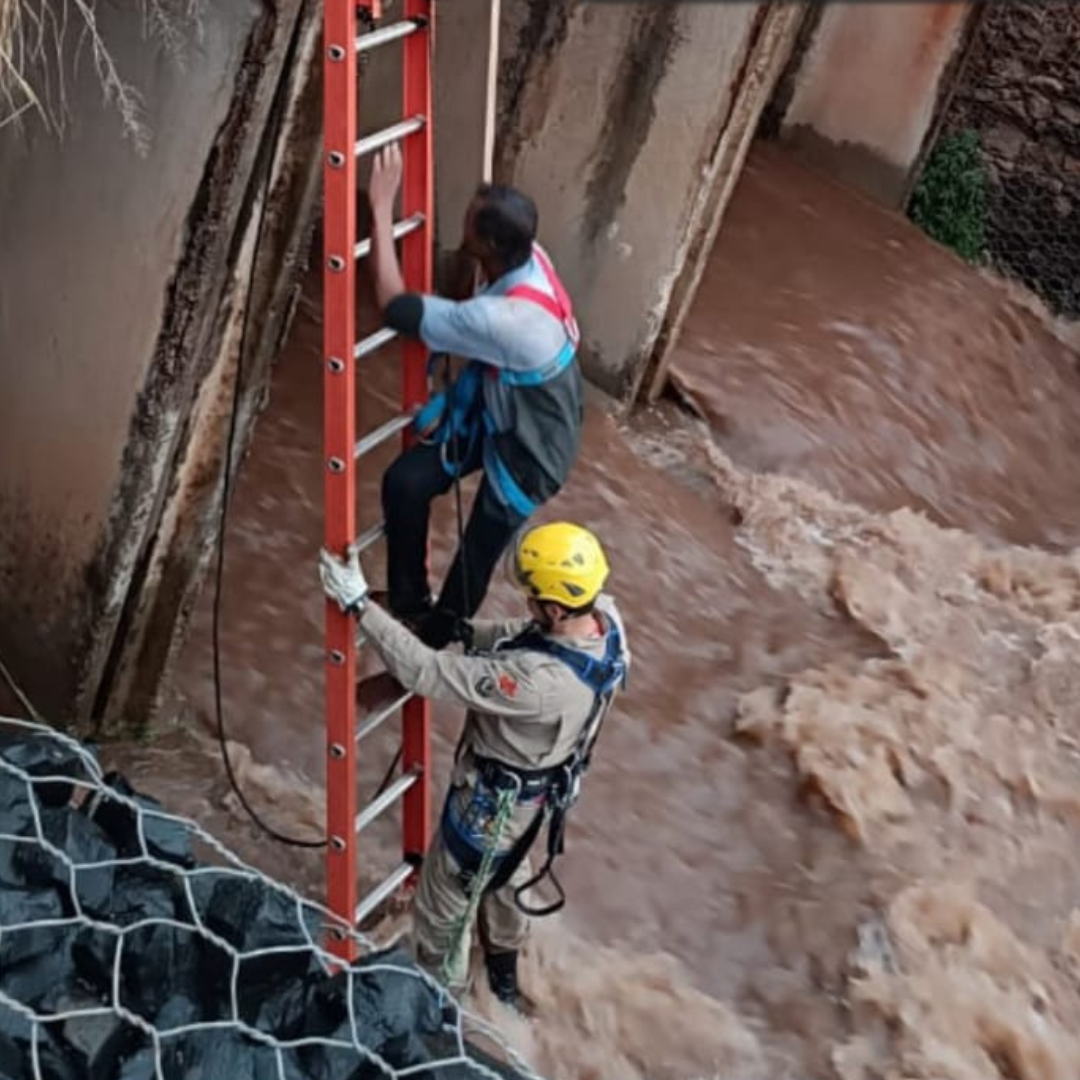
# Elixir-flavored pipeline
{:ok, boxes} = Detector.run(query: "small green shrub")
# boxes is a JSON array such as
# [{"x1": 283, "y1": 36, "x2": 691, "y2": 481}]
[{"x1": 909, "y1": 129, "x2": 988, "y2": 265}]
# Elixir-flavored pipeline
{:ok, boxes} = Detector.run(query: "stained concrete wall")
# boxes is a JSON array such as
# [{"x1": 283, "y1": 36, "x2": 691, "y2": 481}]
[
  {"x1": 356, "y1": 1, "x2": 499, "y2": 284},
  {"x1": 98, "y1": 7, "x2": 326, "y2": 731},
  {"x1": 768, "y1": 1, "x2": 982, "y2": 207},
  {"x1": 495, "y1": 1, "x2": 806, "y2": 400},
  {"x1": 434, "y1": 0, "x2": 500, "y2": 255},
  {"x1": 0, "y1": 0, "x2": 515, "y2": 729},
  {"x1": 0, "y1": 2, "x2": 321, "y2": 730}
]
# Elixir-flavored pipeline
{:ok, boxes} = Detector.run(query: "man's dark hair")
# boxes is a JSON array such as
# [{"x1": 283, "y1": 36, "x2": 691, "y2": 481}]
[
  {"x1": 554, "y1": 598, "x2": 596, "y2": 618},
  {"x1": 473, "y1": 183, "x2": 537, "y2": 272}
]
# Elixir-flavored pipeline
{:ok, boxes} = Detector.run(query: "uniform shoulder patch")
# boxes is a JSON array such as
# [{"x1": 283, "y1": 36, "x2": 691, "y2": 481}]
[{"x1": 497, "y1": 673, "x2": 519, "y2": 698}]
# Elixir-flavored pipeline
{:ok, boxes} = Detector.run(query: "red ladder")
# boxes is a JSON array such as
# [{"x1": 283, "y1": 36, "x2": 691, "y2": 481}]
[{"x1": 323, "y1": 0, "x2": 434, "y2": 962}]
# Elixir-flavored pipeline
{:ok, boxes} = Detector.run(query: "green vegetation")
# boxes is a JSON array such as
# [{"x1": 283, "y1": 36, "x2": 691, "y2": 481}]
[{"x1": 909, "y1": 129, "x2": 988, "y2": 265}]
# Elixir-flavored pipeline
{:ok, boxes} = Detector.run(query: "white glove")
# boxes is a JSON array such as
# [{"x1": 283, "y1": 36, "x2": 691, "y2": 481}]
[{"x1": 319, "y1": 546, "x2": 369, "y2": 614}]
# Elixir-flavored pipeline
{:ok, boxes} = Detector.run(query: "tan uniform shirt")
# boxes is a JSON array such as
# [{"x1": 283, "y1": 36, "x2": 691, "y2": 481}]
[{"x1": 358, "y1": 594, "x2": 629, "y2": 772}]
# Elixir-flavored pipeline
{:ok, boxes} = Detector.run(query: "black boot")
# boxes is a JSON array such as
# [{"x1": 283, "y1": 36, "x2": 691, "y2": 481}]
[
  {"x1": 414, "y1": 606, "x2": 470, "y2": 650},
  {"x1": 485, "y1": 949, "x2": 535, "y2": 1015}
]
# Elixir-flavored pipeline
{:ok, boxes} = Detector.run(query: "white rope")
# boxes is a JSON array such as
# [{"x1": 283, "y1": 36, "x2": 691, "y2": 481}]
[{"x1": 0, "y1": 716, "x2": 549, "y2": 1080}]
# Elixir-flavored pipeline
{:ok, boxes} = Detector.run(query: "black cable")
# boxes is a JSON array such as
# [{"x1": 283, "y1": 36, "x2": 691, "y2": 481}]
[
  {"x1": 372, "y1": 745, "x2": 403, "y2": 799},
  {"x1": 211, "y1": 8, "x2": 325, "y2": 849}
]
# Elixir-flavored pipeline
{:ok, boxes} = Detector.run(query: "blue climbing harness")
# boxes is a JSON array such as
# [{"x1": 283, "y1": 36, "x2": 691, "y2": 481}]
[
  {"x1": 440, "y1": 618, "x2": 628, "y2": 916},
  {"x1": 412, "y1": 244, "x2": 580, "y2": 517}
]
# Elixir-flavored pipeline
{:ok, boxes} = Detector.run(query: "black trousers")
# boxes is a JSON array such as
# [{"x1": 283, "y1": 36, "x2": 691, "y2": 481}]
[{"x1": 382, "y1": 441, "x2": 528, "y2": 621}]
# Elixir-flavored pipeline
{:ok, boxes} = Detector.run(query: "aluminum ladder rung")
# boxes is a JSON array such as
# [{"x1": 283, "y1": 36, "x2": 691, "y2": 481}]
[
  {"x1": 349, "y1": 521, "x2": 385, "y2": 558},
  {"x1": 354, "y1": 411, "x2": 413, "y2": 459},
  {"x1": 354, "y1": 326, "x2": 398, "y2": 360},
  {"x1": 355, "y1": 861, "x2": 414, "y2": 925},
  {"x1": 354, "y1": 213, "x2": 426, "y2": 261},
  {"x1": 355, "y1": 116, "x2": 426, "y2": 159},
  {"x1": 355, "y1": 769, "x2": 420, "y2": 834},
  {"x1": 356, "y1": 687, "x2": 414, "y2": 743},
  {"x1": 355, "y1": 17, "x2": 424, "y2": 54}
]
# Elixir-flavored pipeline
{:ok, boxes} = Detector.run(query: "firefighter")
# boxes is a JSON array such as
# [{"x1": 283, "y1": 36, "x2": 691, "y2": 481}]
[
  {"x1": 319, "y1": 522, "x2": 629, "y2": 1008},
  {"x1": 367, "y1": 143, "x2": 584, "y2": 648}
]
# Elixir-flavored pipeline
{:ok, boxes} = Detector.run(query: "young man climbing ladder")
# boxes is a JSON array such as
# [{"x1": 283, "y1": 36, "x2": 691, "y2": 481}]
[
  {"x1": 320, "y1": 522, "x2": 630, "y2": 1007},
  {"x1": 367, "y1": 143, "x2": 584, "y2": 648}
]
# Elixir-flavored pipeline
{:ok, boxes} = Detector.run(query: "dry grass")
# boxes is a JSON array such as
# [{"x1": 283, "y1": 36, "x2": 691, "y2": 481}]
[{"x1": 0, "y1": 0, "x2": 199, "y2": 151}]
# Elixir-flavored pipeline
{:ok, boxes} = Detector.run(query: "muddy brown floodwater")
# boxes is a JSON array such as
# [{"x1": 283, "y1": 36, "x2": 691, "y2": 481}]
[{"x1": 106, "y1": 143, "x2": 1080, "y2": 1080}]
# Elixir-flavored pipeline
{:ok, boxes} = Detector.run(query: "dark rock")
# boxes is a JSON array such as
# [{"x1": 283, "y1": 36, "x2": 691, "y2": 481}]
[
  {"x1": 0, "y1": 838, "x2": 21, "y2": 888},
  {"x1": 1056, "y1": 101, "x2": 1080, "y2": 127},
  {"x1": 0, "y1": 926, "x2": 78, "y2": 1012},
  {"x1": 1029, "y1": 74, "x2": 1065, "y2": 94},
  {"x1": 0, "y1": 773, "x2": 35, "y2": 838},
  {"x1": 119, "y1": 920, "x2": 220, "y2": 1028},
  {"x1": 60, "y1": 1000, "x2": 144, "y2": 1080},
  {"x1": 0, "y1": 735, "x2": 92, "y2": 811},
  {"x1": 154, "y1": 995, "x2": 200, "y2": 1032},
  {"x1": 13, "y1": 809, "x2": 115, "y2": 915},
  {"x1": 71, "y1": 926, "x2": 120, "y2": 995},
  {"x1": 119, "y1": 923, "x2": 216, "y2": 1024},
  {"x1": 1028, "y1": 93, "x2": 1053, "y2": 123},
  {"x1": 4, "y1": 1016, "x2": 79, "y2": 1080},
  {"x1": 79, "y1": 772, "x2": 194, "y2": 869},
  {"x1": 158, "y1": 1028, "x2": 279, "y2": 1080},
  {"x1": 0, "y1": 889, "x2": 64, "y2": 967},
  {"x1": 108, "y1": 864, "x2": 181, "y2": 925},
  {"x1": 238, "y1": 953, "x2": 326, "y2": 1036},
  {"x1": 348, "y1": 947, "x2": 445, "y2": 1049},
  {"x1": 191, "y1": 870, "x2": 321, "y2": 952},
  {"x1": 116, "y1": 1049, "x2": 157, "y2": 1080},
  {"x1": 0, "y1": 1003, "x2": 33, "y2": 1080}
]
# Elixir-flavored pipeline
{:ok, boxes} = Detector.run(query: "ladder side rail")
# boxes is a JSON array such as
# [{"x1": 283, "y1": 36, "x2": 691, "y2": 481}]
[
  {"x1": 399, "y1": 0, "x2": 436, "y2": 870},
  {"x1": 323, "y1": 0, "x2": 361, "y2": 961}
]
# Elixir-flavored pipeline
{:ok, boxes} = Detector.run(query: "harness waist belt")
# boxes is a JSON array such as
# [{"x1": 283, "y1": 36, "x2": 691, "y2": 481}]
[{"x1": 473, "y1": 754, "x2": 565, "y2": 800}]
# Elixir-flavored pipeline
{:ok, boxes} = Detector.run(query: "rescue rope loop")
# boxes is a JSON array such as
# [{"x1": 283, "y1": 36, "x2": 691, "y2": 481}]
[{"x1": 439, "y1": 785, "x2": 518, "y2": 988}]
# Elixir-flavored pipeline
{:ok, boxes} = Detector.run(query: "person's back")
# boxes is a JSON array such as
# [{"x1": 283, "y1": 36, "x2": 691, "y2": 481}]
[
  {"x1": 365, "y1": 150, "x2": 584, "y2": 647},
  {"x1": 416, "y1": 239, "x2": 584, "y2": 519}
]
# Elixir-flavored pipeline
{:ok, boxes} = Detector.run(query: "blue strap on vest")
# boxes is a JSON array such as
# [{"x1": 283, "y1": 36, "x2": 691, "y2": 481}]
[
  {"x1": 481, "y1": 432, "x2": 537, "y2": 518},
  {"x1": 411, "y1": 335, "x2": 576, "y2": 505},
  {"x1": 496, "y1": 337, "x2": 576, "y2": 387},
  {"x1": 500, "y1": 621, "x2": 628, "y2": 698},
  {"x1": 413, "y1": 354, "x2": 485, "y2": 479}
]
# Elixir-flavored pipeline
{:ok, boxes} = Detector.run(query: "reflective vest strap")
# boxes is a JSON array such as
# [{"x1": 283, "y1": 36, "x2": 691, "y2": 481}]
[
  {"x1": 505, "y1": 283, "x2": 564, "y2": 323},
  {"x1": 481, "y1": 438, "x2": 539, "y2": 518},
  {"x1": 531, "y1": 243, "x2": 575, "y2": 322},
  {"x1": 505, "y1": 244, "x2": 579, "y2": 342},
  {"x1": 500, "y1": 622, "x2": 627, "y2": 697}
]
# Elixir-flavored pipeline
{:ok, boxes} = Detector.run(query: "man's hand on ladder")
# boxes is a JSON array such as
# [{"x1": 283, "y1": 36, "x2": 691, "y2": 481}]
[
  {"x1": 368, "y1": 143, "x2": 403, "y2": 210},
  {"x1": 319, "y1": 547, "x2": 370, "y2": 615}
]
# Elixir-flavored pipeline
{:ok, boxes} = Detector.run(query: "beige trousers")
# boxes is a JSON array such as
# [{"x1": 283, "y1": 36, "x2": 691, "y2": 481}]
[{"x1": 412, "y1": 781, "x2": 542, "y2": 991}]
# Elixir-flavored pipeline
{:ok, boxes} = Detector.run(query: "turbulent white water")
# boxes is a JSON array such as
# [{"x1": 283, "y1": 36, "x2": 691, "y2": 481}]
[{"x1": 104, "y1": 143, "x2": 1080, "y2": 1079}]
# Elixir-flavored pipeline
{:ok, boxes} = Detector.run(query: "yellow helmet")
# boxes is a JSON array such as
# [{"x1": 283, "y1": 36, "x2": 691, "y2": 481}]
[{"x1": 511, "y1": 522, "x2": 610, "y2": 608}]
